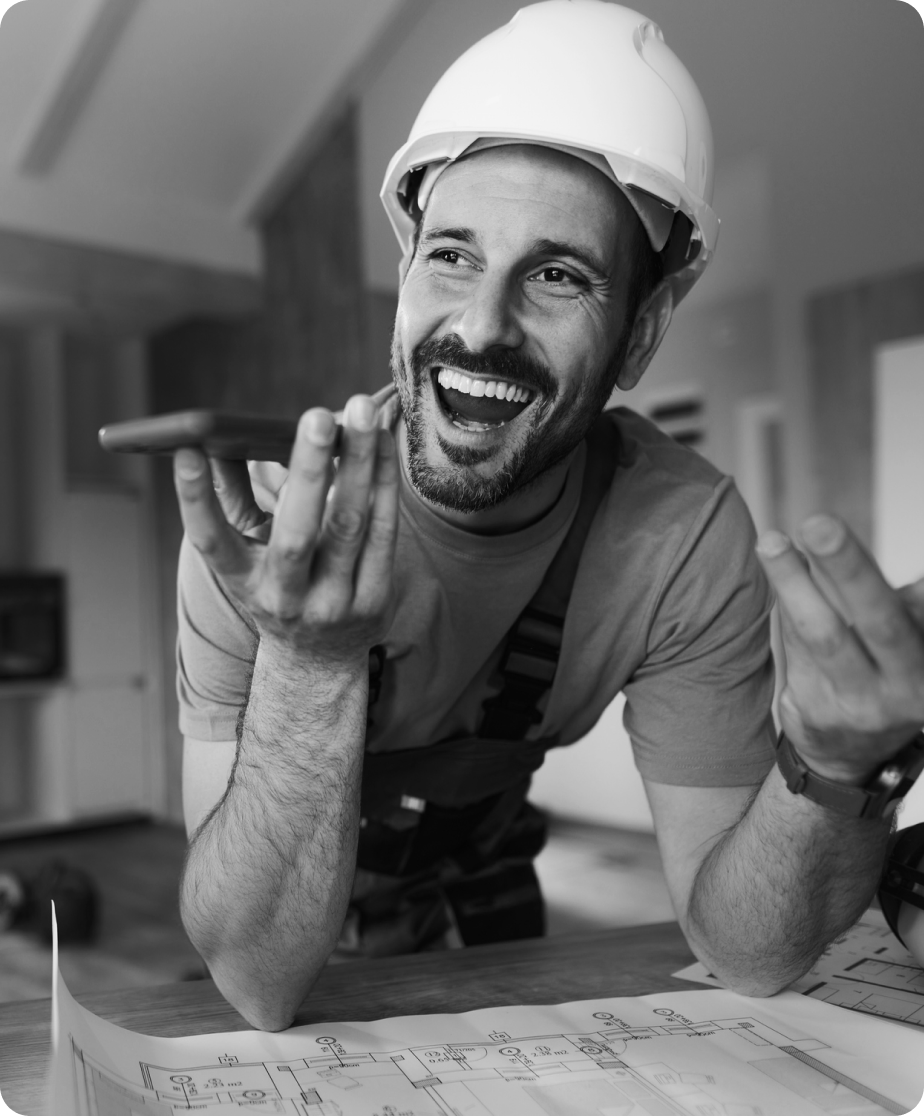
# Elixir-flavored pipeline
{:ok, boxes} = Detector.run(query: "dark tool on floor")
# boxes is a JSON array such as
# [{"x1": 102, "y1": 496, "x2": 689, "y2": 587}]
[
  {"x1": 0, "y1": 869, "x2": 26, "y2": 932},
  {"x1": 0, "y1": 861, "x2": 100, "y2": 945}
]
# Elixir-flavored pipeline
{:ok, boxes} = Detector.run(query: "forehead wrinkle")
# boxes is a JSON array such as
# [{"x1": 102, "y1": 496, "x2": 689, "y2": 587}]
[{"x1": 419, "y1": 225, "x2": 475, "y2": 246}]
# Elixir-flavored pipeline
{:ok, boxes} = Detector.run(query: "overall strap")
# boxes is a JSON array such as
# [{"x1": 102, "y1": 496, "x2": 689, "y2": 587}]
[
  {"x1": 477, "y1": 412, "x2": 619, "y2": 741},
  {"x1": 357, "y1": 413, "x2": 620, "y2": 886}
]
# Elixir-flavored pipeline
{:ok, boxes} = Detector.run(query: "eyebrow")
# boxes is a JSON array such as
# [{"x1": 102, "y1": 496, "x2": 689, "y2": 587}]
[
  {"x1": 529, "y1": 238, "x2": 610, "y2": 281},
  {"x1": 418, "y1": 227, "x2": 610, "y2": 281},
  {"x1": 418, "y1": 225, "x2": 476, "y2": 247}
]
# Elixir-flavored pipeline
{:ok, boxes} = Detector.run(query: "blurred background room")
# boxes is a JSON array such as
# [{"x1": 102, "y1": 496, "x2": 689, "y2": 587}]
[{"x1": 0, "y1": 0, "x2": 921, "y2": 1002}]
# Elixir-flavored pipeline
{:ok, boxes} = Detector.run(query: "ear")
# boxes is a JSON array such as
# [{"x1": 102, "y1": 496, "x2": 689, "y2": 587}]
[{"x1": 615, "y1": 280, "x2": 675, "y2": 391}]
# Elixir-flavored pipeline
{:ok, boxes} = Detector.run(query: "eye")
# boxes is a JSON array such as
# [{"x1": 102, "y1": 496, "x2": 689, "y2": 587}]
[
  {"x1": 528, "y1": 266, "x2": 584, "y2": 293},
  {"x1": 427, "y1": 248, "x2": 473, "y2": 270}
]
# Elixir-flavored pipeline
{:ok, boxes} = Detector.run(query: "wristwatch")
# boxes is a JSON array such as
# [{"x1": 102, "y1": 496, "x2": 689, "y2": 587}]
[{"x1": 775, "y1": 730, "x2": 924, "y2": 820}]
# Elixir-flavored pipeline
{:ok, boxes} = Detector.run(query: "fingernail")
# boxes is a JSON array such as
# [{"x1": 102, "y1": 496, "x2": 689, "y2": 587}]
[
  {"x1": 802, "y1": 514, "x2": 845, "y2": 555},
  {"x1": 302, "y1": 409, "x2": 335, "y2": 445},
  {"x1": 757, "y1": 530, "x2": 791, "y2": 558},
  {"x1": 345, "y1": 395, "x2": 376, "y2": 432},
  {"x1": 175, "y1": 449, "x2": 203, "y2": 479}
]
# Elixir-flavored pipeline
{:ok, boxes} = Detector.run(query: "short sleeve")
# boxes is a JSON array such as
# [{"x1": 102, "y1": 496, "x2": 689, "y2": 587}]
[
  {"x1": 176, "y1": 534, "x2": 257, "y2": 741},
  {"x1": 622, "y1": 477, "x2": 777, "y2": 787}
]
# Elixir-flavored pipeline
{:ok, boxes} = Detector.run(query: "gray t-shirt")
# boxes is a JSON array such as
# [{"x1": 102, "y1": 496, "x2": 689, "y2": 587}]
[{"x1": 177, "y1": 398, "x2": 776, "y2": 788}]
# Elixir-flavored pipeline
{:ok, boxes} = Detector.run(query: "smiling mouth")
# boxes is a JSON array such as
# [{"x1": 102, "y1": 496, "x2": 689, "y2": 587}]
[{"x1": 433, "y1": 367, "x2": 535, "y2": 431}]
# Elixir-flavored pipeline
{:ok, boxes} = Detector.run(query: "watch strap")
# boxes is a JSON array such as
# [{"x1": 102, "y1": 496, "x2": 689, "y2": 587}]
[{"x1": 775, "y1": 730, "x2": 924, "y2": 820}]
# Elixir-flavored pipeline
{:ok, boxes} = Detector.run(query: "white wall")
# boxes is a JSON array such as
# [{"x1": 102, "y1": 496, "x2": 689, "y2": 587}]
[{"x1": 530, "y1": 695, "x2": 655, "y2": 831}]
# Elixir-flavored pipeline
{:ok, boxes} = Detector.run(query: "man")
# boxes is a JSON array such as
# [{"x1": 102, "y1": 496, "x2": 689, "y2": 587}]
[{"x1": 173, "y1": 1, "x2": 924, "y2": 1031}]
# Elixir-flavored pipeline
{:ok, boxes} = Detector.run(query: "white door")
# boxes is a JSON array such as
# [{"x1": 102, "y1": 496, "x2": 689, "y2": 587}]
[{"x1": 65, "y1": 491, "x2": 149, "y2": 816}]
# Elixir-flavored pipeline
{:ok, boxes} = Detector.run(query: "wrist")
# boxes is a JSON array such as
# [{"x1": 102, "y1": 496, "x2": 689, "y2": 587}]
[
  {"x1": 775, "y1": 730, "x2": 924, "y2": 820},
  {"x1": 787, "y1": 754, "x2": 876, "y2": 787},
  {"x1": 256, "y1": 632, "x2": 369, "y2": 682},
  {"x1": 243, "y1": 639, "x2": 371, "y2": 754}
]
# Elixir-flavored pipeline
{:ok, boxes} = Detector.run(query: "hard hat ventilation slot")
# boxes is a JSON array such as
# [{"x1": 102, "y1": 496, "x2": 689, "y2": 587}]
[{"x1": 399, "y1": 166, "x2": 428, "y2": 218}]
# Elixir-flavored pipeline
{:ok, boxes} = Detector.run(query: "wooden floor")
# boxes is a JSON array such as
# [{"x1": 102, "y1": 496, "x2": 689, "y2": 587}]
[{"x1": 0, "y1": 817, "x2": 674, "y2": 1004}]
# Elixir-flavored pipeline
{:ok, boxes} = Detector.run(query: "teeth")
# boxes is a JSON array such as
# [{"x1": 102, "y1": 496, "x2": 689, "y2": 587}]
[{"x1": 436, "y1": 368, "x2": 532, "y2": 403}]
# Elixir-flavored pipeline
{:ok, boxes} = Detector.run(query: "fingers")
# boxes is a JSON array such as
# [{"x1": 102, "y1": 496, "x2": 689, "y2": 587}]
[
  {"x1": 313, "y1": 396, "x2": 382, "y2": 589},
  {"x1": 209, "y1": 458, "x2": 269, "y2": 537},
  {"x1": 757, "y1": 528, "x2": 872, "y2": 688},
  {"x1": 174, "y1": 449, "x2": 251, "y2": 581},
  {"x1": 265, "y1": 395, "x2": 383, "y2": 604},
  {"x1": 799, "y1": 516, "x2": 924, "y2": 677},
  {"x1": 354, "y1": 427, "x2": 400, "y2": 609},
  {"x1": 898, "y1": 581, "x2": 924, "y2": 631},
  {"x1": 265, "y1": 408, "x2": 340, "y2": 595}
]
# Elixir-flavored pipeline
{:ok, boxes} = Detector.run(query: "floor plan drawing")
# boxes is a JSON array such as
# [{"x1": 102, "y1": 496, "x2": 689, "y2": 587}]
[
  {"x1": 675, "y1": 911, "x2": 924, "y2": 1030},
  {"x1": 51, "y1": 974, "x2": 924, "y2": 1116},
  {"x1": 40, "y1": 904, "x2": 923, "y2": 1116}
]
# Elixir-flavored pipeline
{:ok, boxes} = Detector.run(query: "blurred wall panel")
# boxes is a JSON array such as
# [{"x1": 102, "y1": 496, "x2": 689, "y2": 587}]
[
  {"x1": 0, "y1": 330, "x2": 27, "y2": 567},
  {"x1": 147, "y1": 104, "x2": 382, "y2": 821},
  {"x1": 0, "y1": 328, "x2": 33, "y2": 818},
  {"x1": 808, "y1": 266, "x2": 924, "y2": 550},
  {"x1": 4, "y1": 328, "x2": 164, "y2": 830}
]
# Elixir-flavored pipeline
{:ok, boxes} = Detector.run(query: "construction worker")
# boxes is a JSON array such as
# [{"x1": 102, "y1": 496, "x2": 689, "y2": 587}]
[{"x1": 173, "y1": 1, "x2": 924, "y2": 1030}]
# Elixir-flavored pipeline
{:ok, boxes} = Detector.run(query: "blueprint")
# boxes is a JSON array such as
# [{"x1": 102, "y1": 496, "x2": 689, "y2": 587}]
[
  {"x1": 674, "y1": 910, "x2": 924, "y2": 1030},
  {"x1": 47, "y1": 931, "x2": 924, "y2": 1116}
]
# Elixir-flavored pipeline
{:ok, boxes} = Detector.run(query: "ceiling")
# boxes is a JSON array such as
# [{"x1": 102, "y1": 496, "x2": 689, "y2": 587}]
[{"x1": 0, "y1": 0, "x2": 409, "y2": 327}]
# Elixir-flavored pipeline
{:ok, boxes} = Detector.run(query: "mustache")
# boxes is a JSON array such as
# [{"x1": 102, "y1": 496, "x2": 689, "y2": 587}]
[{"x1": 410, "y1": 335, "x2": 558, "y2": 400}]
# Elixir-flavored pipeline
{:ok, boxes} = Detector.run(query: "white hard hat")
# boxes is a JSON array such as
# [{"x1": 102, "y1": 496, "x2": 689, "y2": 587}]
[{"x1": 381, "y1": 0, "x2": 720, "y2": 302}]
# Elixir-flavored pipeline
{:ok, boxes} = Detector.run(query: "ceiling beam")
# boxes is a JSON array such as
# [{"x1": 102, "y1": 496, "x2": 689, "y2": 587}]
[
  {"x1": 0, "y1": 172, "x2": 261, "y2": 276},
  {"x1": 16, "y1": 0, "x2": 143, "y2": 176},
  {"x1": 235, "y1": 0, "x2": 432, "y2": 224},
  {"x1": 0, "y1": 226, "x2": 262, "y2": 330}
]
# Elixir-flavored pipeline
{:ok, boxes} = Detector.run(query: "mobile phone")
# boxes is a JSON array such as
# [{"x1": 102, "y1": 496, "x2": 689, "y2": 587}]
[{"x1": 98, "y1": 410, "x2": 340, "y2": 464}]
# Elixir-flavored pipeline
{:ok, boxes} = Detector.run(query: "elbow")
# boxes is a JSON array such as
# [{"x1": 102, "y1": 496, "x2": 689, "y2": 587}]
[
  {"x1": 681, "y1": 921, "x2": 798, "y2": 999},
  {"x1": 231, "y1": 996, "x2": 298, "y2": 1033},
  {"x1": 709, "y1": 969, "x2": 790, "y2": 998},
  {"x1": 208, "y1": 954, "x2": 309, "y2": 1031}
]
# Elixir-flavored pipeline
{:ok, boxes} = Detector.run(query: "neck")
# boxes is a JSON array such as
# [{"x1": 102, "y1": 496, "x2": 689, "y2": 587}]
[{"x1": 397, "y1": 421, "x2": 575, "y2": 536}]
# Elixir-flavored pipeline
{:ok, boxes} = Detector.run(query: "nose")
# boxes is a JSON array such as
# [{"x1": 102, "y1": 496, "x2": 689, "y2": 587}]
[{"x1": 451, "y1": 273, "x2": 524, "y2": 353}]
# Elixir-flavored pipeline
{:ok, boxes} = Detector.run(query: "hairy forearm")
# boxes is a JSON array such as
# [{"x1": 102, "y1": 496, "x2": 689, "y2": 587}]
[
  {"x1": 685, "y1": 765, "x2": 891, "y2": 996},
  {"x1": 180, "y1": 641, "x2": 367, "y2": 1030}
]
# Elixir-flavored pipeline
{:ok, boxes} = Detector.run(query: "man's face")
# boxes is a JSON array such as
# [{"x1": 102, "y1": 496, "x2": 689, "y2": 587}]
[{"x1": 391, "y1": 144, "x2": 644, "y2": 515}]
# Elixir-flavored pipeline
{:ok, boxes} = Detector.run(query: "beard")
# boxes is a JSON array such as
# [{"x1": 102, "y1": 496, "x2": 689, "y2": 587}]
[{"x1": 390, "y1": 329, "x2": 631, "y2": 515}]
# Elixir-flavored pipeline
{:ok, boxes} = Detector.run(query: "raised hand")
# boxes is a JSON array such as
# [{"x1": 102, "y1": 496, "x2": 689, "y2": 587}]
[
  {"x1": 757, "y1": 515, "x2": 924, "y2": 784},
  {"x1": 173, "y1": 394, "x2": 399, "y2": 668}
]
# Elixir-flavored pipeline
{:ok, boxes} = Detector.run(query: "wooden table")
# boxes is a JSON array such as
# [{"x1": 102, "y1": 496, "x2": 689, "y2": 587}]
[{"x1": 0, "y1": 922, "x2": 698, "y2": 1116}]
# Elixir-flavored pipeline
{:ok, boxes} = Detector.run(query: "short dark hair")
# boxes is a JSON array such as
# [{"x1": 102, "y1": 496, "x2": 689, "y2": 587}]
[{"x1": 624, "y1": 218, "x2": 665, "y2": 326}]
